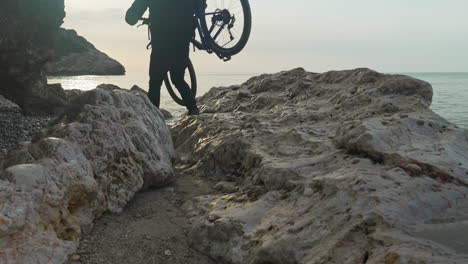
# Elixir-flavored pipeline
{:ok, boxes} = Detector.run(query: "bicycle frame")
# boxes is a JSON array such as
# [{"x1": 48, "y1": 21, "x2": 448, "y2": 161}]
[
  {"x1": 192, "y1": 11, "x2": 231, "y2": 61},
  {"x1": 140, "y1": 10, "x2": 231, "y2": 61}
]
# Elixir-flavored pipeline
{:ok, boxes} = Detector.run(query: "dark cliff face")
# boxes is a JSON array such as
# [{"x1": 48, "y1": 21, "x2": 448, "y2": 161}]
[
  {"x1": 0, "y1": 0, "x2": 68, "y2": 113},
  {"x1": 51, "y1": 28, "x2": 94, "y2": 57},
  {"x1": 45, "y1": 29, "x2": 126, "y2": 76}
]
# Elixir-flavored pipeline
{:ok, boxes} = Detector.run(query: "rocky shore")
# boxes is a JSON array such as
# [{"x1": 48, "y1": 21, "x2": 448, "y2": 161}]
[
  {"x1": 0, "y1": 68, "x2": 467, "y2": 264},
  {"x1": 171, "y1": 68, "x2": 468, "y2": 263},
  {"x1": 0, "y1": 85, "x2": 174, "y2": 263},
  {"x1": 0, "y1": 96, "x2": 54, "y2": 160}
]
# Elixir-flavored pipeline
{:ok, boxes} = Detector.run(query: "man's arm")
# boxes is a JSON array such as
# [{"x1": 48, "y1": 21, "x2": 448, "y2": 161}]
[
  {"x1": 195, "y1": 0, "x2": 207, "y2": 12},
  {"x1": 125, "y1": 0, "x2": 149, "y2": 26}
]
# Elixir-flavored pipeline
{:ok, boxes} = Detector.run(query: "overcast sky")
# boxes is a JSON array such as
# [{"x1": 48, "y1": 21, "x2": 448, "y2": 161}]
[{"x1": 63, "y1": 0, "x2": 468, "y2": 74}]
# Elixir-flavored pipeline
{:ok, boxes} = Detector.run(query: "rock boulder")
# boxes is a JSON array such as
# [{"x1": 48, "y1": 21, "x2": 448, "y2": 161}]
[
  {"x1": 0, "y1": 0, "x2": 69, "y2": 114},
  {"x1": 0, "y1": 86, "x2": 174, "y2": 263},
  {"x1": 172, "y1": 68, "x2": 468, "y2": 263},
  {"x1": 0, "y1": 1, "x2": 124, "y2": 114}
]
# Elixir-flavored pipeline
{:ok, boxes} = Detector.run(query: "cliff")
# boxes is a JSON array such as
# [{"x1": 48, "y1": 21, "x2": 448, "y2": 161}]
[
  {"x1": 45, "y1": 28, "x2": 126, "y2": 76},
  {"x1": 0, "y1": 0, "x2": 125, "y2": 114},
  {"x1": 0, "y1": 0, "x2": 69, "y2": 113}
]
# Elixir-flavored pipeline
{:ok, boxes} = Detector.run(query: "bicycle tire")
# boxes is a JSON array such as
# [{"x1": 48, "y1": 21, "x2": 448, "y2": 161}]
[
  {"x1": 163, "y1": 59, "x2": 197, "y2": 106},
  {"x1": 200, "y1": 0, "x2": 252, "y2": 57}
]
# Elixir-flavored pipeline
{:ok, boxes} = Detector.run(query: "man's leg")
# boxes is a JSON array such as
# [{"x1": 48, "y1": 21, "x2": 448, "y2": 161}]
[
  {"x1": 169, "y1": 36, "x2": 199, "y2": 114},
  {"x1": 148, "y1": 51, "x2": 167, "y2": 108},
  {"x1": 169, "y1": 68, "x2": 198, "y2": 113}
]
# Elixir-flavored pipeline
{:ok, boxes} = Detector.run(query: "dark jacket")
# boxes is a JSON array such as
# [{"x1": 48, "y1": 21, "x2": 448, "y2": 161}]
[{"x1": 126, "y1": 0, "x2": 203, "y2": 35}]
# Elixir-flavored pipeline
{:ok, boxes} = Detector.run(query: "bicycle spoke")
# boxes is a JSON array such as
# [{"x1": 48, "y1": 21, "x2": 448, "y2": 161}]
[
  {"x1": 205, "y1": 0, "x2": 246, "y2": 49},
  {"x1": 208, "y1": 22, "x2": 216, "y2": 34},
  {"x1": 212, "y1": 24, "x2": 225, "y2": 41},
  {"x1": 229, "y1": 0, "x2": 240, "y2": 11}
]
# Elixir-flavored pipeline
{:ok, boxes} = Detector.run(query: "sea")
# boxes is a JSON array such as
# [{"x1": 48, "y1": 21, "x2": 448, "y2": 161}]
[{"x1": 48, "y1": 72, "x2": 468, "y2": 128}]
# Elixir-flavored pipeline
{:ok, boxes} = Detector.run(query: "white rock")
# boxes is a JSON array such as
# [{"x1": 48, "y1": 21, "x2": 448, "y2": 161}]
[
  {"x1": 0, "y1": 86, "x2": 174, "y2": 263},
  {"x1": 173, "y1": 68, "x2": 468, "y2": 263}
]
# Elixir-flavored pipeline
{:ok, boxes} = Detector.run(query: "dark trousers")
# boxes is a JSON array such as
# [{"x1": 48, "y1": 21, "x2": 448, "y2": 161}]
[{"x1": 148, "y1": 33, "x2": 197, "y2": 110}]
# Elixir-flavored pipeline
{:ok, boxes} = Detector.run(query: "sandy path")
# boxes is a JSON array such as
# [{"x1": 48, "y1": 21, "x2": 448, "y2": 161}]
[{"x1": 67, "y1": 171, "x2": 215, "y2": 264}]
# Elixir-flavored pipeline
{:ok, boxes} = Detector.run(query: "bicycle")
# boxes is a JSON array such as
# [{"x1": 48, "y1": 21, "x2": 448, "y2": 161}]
[{"x1": 139, "y1": 0, "x2": 252, "y2": 106}]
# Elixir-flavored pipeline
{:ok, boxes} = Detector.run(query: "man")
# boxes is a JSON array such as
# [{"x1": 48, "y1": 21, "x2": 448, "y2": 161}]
[{"x1": 125, "y1": 0, "x2": 202, "y2": 115}]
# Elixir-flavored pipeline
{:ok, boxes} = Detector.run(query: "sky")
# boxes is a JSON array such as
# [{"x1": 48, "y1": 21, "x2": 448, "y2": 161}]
[{"x1": 63, "y1": 0, "x2": 468, "y2": 74}]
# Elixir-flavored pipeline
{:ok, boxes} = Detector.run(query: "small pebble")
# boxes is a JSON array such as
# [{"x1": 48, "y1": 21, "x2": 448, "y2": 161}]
[
  {"x1": 70, "y1": 254, "x2": 81, "y2": 261},
  {"x1": 164, "y1": 249, "x2": 172, "y2": 256},
  {"x1": 208, "y1": 214, "x2": 221, "y2": 222},
  {"x1": 303, "y1": 187, "x2": 314, "y2": 196}
]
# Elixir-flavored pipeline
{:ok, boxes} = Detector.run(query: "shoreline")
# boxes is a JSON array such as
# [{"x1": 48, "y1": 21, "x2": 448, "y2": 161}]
[
  {"x1": 1, "y1": 69, "x2": 467, "y2": 263},
  {"x1": 47, "y1": 72, "x2": 468, "y2": 129}
]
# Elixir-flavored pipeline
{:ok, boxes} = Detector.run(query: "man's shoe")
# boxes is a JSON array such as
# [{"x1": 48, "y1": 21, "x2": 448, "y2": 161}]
[{"x1": 188, "y1": 107, "x2": 200, "y2": 116}]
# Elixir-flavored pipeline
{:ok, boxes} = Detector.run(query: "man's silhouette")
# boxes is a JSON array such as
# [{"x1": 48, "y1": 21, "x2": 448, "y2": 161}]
[{"x1": 126, "y1": 0, "x2": 202, "y2": 115}]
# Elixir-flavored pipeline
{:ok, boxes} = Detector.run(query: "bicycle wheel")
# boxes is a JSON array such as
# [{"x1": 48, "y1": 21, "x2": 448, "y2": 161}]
[
  {"x1": 164, "y1": 59, "x2": 197, "y2": 106},
  {"x1": 200, "y1": 0, "x2": 252, "y2": 57}
]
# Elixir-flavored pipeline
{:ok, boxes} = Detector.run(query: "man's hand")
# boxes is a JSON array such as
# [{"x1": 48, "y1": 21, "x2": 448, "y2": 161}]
[
  {"x1": 125, "y1": 10, "x2": 139, "y2": 26},
  {"x1": 125, "y1": 0, "x2": 149, "y2": 26}
]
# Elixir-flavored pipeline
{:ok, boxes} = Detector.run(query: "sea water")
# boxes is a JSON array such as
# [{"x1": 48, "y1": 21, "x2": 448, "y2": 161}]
[
  {"x1": 48, "y1": 72, "x2": 255, "y2": 118},
  {"x1": 48, "y1": 72, "x2": 468, "y2": 128},
  {"x1": 404, "y1": 72, "x2": 468, "y2": 128}
]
